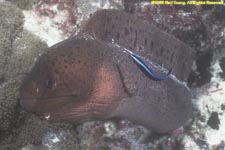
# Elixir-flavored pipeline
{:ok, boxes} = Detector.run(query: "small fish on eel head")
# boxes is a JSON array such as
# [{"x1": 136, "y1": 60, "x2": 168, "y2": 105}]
[{"x1": 19, "y1": 9, "x2": 195, "y2": 133}]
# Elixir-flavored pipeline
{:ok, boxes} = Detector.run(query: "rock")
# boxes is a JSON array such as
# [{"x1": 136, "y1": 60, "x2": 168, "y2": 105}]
[
  {"x1": 6, "y1": 0, "x2": 36, "y2": 10},
  {"x1": 188, "y1": 51, "x2": 213, "y2": 87},
  {"x1": 219, "y1": 57, "x2": 225, "y2": 80},
  {"x1": 0, "y1": 115, "x2": 79, "y2": 150},
  {"x1": 207, "y1": 112, "x2": 220, "y2": 130},
  {"x1": 221, "y1": 104, "x2": 225, "y2": 111}
]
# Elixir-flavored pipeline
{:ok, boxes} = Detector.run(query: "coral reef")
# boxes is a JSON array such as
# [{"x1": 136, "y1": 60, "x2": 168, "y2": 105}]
[
  {"x1": 0, "y1": 1, "x2": 25, "y2": 131},
  {"x1": 23, "y1": 0, "x2": 123, "y2": 36},
  {"x1": 6, "y1": 0, "x2": 36, "y2": 10},
  {"x1": 0, "y1": 26, "x2": 47, "y2": 132},
  {"x1": 0, "y1": 1, "x2": 48, "y2": 149},
  {"x1": 34, "y1": 0, "x2": 77, "y2": 35}
]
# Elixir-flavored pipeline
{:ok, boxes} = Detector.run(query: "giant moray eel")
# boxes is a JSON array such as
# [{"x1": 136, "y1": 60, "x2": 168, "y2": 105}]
[{"x1": 20, "y1": 10, "x2": 195, "y2": 133}]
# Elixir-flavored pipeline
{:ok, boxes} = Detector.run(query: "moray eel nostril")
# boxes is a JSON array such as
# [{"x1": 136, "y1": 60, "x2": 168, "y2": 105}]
[{"x1": 20, "y1": 9, "x2": 195, "y2": 133}]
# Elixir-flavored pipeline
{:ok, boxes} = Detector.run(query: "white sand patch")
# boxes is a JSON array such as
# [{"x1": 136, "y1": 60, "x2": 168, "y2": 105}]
[
  {"x1": 183, "y1": 135, "x2": 201, "y2": 150},
  {"x1": 91, "y1": 0, "x2": 114, "y2": 9},
  {"x1": 75, "y1": 0, "x2": 123, "y2": 29},
  {"x1": 23, "y1": 10, "x2": 67, "y2": 46}
]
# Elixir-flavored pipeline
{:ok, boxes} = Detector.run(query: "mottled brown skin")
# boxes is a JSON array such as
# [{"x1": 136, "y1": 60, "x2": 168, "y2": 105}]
[
  {"x1": 20, "y1": 38, "x2": 127, "y2": 122},
  {"x1": 81, "y1": 9, "x2": 195, "y2": 81},
  {"x1": 20, "y1": 10, "x2": 194, "y2": 133}
]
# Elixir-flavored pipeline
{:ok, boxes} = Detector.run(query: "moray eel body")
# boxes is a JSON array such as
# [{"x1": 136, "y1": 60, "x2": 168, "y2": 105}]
[
  {"x1": 20, "y1": 10, "x2": 194, "y2": 133},
  {"x1": 81, "y1": 10, "x2": 195, "y2": 81}
]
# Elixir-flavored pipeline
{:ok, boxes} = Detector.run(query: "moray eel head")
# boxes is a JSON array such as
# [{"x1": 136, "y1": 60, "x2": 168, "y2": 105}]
[{"x1": 20, "y1": 38, "x2": 125, "y2": 122}]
